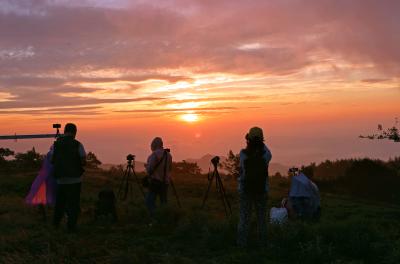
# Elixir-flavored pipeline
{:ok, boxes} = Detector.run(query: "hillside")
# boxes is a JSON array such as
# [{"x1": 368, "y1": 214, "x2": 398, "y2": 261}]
[{"x1": 1, "y1": 170, "x2": 399, "y2": 263}]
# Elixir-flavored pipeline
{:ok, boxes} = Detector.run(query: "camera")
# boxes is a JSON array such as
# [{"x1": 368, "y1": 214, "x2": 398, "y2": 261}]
[
  {"x1": 53, "y1": 124, "x2": 61, "y2": 129},
  {"x1": 126, "y1": 154, "x2": 135, "y2": 161},
  {"x1": 211, "y1": 156, "x2": 220, "y2": 167}
]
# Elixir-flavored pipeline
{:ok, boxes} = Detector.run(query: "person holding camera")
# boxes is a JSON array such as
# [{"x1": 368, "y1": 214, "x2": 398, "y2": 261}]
[
  {"x1": 145, "y1": 137, "x2": 172, "y2": 218},
  {"x1": 52, "y1": 123, "x2": 86, "y2": 232},
  {"x1": 237, "y1": 127, "x2": 272, "y2": 247}
]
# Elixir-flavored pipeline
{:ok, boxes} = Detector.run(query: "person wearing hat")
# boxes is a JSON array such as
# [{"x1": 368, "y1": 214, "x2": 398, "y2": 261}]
[{"x1": 237, "y1": 127, "x2": 272, "y2": 247}]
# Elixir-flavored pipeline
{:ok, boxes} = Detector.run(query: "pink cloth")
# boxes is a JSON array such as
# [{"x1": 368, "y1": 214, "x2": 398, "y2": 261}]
[{"x1": 25, "y1": 150, "x2": 56, "y2": 206}]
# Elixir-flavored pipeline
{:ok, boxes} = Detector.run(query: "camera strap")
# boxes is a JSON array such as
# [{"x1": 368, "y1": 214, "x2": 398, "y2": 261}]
[
  {"x1": 149, "y1": 150, "x2": 168, "y2": 182},
  {"x1": 163, "y1": 150, "x2": 168, "y2": 183}
]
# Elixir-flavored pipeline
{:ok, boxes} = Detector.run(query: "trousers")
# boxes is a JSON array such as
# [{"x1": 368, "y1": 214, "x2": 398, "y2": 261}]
[
  {"x1": 145, "y1": 185, "x2": 168, "y2": 217},
  {"x1": 53, "y1": 183, "x2": 81, "y2": 231},
  {"x1": 237, "y1": 192, "x2": 268, "y2": 247}
]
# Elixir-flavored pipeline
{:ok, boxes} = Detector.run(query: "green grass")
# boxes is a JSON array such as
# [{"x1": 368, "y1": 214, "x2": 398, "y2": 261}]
[{"x1": 0, "y1": 170, "x2": 399, "y2": 263}]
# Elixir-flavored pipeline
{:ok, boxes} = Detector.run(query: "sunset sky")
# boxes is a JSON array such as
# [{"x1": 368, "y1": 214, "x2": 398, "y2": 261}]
[{"x1": 0, "y1": 0, "x2": 399, "y2": 166}]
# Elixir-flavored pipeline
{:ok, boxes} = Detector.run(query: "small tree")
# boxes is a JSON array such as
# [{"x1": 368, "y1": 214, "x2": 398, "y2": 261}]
[
  {"x1": 222, "y1": 150, "x2": 240, "y2": 179},
  {"x1": 360, "y1": 119, "x2": 400, "y2": 142},
  {"x1": 172, "y1": 161, "x2": 202, "y2": 176},
  {"x1": 0, "y1": 148, "x2": 14, "y2": 161},
  {"x1": 0, "y1": 148, "x2": 15, "y2": 171},
  {"x1": 86, "y1": 151, "x2": 102, "y2": 169},
  {"x1": 14, "y1": 147, "x2": 43, "y2": 170}
]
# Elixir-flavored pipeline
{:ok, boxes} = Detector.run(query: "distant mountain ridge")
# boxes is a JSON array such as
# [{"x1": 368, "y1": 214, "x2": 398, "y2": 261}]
[
  {"x1": 100, "y1": 154, "x2": 289, "y2": 176},
  {"x1": 186, "y1": 154, "x2": 289, "y2": 176}
]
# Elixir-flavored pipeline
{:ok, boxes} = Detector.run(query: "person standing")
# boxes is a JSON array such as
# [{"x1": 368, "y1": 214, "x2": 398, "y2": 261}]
[
  {"x1": 145, "y1": 137, "x2": 172, "y2": 218},
  {"x1": 52, "y1": 123, "x2": 86, "y2": 232},
  {"x1": 237, "y1": 127, "x2": 272, "y2": 247}
]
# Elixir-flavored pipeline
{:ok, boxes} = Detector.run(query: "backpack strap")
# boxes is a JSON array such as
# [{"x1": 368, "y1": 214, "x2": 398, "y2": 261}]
[
  {"x1": 162, "y1": 150, "x2": 168, "y2": 183},
  {"x1": 149, "y1": 150, "x2": 167, "y2": 180}
]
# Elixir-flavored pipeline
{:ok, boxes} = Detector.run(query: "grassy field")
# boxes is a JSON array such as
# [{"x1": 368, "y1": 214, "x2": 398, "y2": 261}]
[{"x1": 0, "y1": 169, "x2": 399, "y2": 264}]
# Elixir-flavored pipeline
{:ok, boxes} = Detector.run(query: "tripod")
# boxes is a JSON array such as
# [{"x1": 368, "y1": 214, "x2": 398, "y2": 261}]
[
  {"x1": 201, "y1": 157, "x2": 232, "y2": 217},
  {"x1": 118, "y1": 157, "x2": 145, "y2": 201}
]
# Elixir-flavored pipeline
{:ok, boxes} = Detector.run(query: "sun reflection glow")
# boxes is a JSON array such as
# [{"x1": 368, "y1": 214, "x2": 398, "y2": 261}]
[{"x1": 181, "y1": 113, "x2": 199, "y2": 123}]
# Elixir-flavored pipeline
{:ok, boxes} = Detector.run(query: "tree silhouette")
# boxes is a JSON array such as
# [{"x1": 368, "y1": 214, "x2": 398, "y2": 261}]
[
  {"x1": 172, "y1": 160, "x2": 201, "y2": 176},
  {"x1": 222, "y1": 150, "x2": 240, "y2": 178},
  {"x1": 86, "y1": 151, "x2": 102, "y2": 169},
  {"x1": 14, "y1": 147, "x2": 43, "y2": 170},
  {"x1": 0, "y1": 148, "x2": 14, "y2": 161},
  {"x1": 360, "y1": 118, "x2": 399, "y2": 142}
]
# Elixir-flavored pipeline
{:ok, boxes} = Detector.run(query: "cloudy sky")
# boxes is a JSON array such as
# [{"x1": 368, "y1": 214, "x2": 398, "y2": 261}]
[{"x1": 0, "y1": 0, "x2": 399, "y2": 165}]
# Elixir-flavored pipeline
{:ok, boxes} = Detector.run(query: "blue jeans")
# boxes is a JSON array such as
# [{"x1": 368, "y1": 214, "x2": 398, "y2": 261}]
[
  {"x1": 237, "y1": 192, "x2": 268, "y2": 247},
  {"x1": 145, "y1": 185, "x2": 168, "y2": 217}
]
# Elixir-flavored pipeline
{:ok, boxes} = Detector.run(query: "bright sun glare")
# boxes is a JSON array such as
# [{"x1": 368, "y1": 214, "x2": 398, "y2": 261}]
[{"x1": 181, "y1": 113, "x2": 199, "y2": 123}]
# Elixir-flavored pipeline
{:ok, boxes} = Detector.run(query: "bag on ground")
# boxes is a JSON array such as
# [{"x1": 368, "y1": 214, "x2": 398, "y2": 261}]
[{"x1": 270, "y1": 207, "x2": 288, "y2": 224}]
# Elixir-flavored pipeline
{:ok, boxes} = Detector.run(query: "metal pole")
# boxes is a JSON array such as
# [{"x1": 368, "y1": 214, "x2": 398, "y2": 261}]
[{"x1": 0, "y1": 134, "x2": 60, "y2": 140}]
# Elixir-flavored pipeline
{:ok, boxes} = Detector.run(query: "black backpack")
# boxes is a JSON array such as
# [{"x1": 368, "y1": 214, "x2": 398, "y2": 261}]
[
  {"x1": 95, "y1": 189, "x2": 117, "y2": 222},
  {"x1": 53, "y1": 136, "x2": 84, "y2": 179},
  {"x1": 243, "y1": 149, "x2": 268, "y2": 195}
]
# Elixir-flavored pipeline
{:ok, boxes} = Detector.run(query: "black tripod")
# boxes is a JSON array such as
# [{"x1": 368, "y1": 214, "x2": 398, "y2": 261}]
[
  {"x1": 201, "y1": 156, "x2": 232, "y2": 217},
  {"x1": 118, "y1": 155, "x2": 145, "y2": 201}
]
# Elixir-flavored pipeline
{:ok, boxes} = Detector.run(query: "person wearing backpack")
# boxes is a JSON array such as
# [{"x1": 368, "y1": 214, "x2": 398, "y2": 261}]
[
  {"x1": 52, "y1": 123, "x2": 86, "y2": 232},
  {"x1": 145, "y1": 137, "x2": 172, "y2": 218},
  {"x1": 237, "y1": 127, "x2": 272, "y2": 247}
]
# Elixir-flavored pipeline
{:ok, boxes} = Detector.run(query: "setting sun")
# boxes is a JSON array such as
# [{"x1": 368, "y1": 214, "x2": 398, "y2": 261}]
[{"x1": 181, "y1": 113, "x2": 199, "y2": 123}]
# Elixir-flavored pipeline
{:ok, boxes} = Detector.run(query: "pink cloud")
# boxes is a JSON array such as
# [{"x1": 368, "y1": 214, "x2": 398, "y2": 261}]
[{"x1": 1, "y1": 0, "x2": 399, "y2": 112}]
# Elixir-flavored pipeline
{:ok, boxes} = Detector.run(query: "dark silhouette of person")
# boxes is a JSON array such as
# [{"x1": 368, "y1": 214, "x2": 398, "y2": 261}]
[
  {"x1": 52, "y1": 123, "x2": 86, "y2": 232},
  {"x1": 237, "y1": 127, "x2": 272, "y2": 247},
  {"x1": 145, "y1": 137, "x2": 172, "y2": 219}
]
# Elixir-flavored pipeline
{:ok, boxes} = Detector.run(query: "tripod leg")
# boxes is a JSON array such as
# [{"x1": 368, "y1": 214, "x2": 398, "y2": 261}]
[
  {"x1": 127, "y1": 167, "x2": 135, "y2": 202},
  {"x1": 216, "y1": 174, "x2": 229, "y2": 217},
  {"x1": 132, "y1": 170, "x2": 145, "y2": 199},
  {"x1": 123, "y1": 170, "x2": 130, "y2": 201},
  {"x1": 216, "y1": 171, "x2": 232, "y2": 217},
  {"x1": 169, "y1": 179, "x2": 181, "y2": 208},
  {"x1": 201, "y1": 173, "x2": 215, "y2": 209},
  {"x1": 118, "y1": 168, "x2": 129, "y2": 201}
]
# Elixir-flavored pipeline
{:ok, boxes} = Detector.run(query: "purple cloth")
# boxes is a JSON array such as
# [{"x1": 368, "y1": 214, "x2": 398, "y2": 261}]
[{"x1": 25, "y1": 150, "x2": 56, "y2": 206}]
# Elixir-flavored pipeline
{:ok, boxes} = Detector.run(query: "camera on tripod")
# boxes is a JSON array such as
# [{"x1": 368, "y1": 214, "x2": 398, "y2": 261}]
[
  {"x1": 126, "y1": 154, "x2": 135, "y2": 161},
  {"x1": 53, "y1": 124, "x2": 61, "y2": 129},
  {"x1": 118, "y1": 153, "x2": 144, "y2": 201},
  {"x1": 288, "y1": 167, "x2": 299, "y2": 174},
  {"x1": 211, "y1": 156, "x2": 220, "y2": 167},
  {"x1": 202, "y1": 155, "x2": 232, "y2": 217}
]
